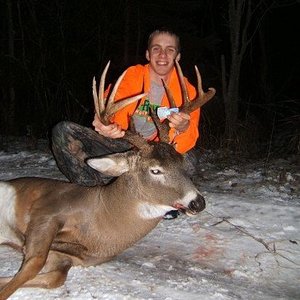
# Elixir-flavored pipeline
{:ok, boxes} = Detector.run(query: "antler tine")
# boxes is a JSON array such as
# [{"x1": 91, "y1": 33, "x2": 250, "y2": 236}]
[
  {"x1": 180, "y1": 63, "x2": 216, "y2": 114},
  {"x1": 150, "y1": 108, "x2": 170, "y2": 143},
  {"x1": 174, "y1": 60, "x2": 190, "y2": 107},
  {"x1": 92, "y1": 77, "x2": 99, "y2": 118},
  {"x1": 92, "y1": 61, "x2": 150, "y2": 149},
  {"x1": 93, "y1": 61, "x2": 110, "y2": 121},
  {"x1": 104, "y1": 66, "x2": 147, "y2": 122},
  {"x1": 99, "y1": 61, "x2": 111, "y2": 114},
  {"x1": 185, "y1": 65, "x2": 216, "y2": 113},
  {"x1": 106, "y1": 76, "x2": 147, "y2": 118},
  {"x1": 158, "y1": 61, "x2": 216, "y2": 145},
  {"x1": 93, "y1": 61, "x2": 146, "y2": 126},
  {"x1": 162, "y1": 79, "x2": 176, "y2": 108},
  {"x1": 163, "y1": 60, "x2": 216, "y2": 115}
]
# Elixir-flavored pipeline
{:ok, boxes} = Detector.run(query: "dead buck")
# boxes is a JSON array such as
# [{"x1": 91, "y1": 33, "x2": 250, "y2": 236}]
[{"x1": 0, "y1": 61, "x2": 215, "y2": 299}]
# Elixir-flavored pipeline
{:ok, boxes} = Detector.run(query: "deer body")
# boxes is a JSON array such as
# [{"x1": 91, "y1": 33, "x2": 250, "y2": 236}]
[
  {"x1": 0, "y1": 142, "x2": 205, "y2": 299},
  {"x1": 1, "y1": 177, "x2": 159, "y2": 263}
]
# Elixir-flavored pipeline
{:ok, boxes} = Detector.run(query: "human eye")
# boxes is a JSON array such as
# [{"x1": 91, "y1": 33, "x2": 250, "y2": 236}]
[
  {"x1": 166, "y1": 47, "x2": 176, "y2": 54},
  {"x1": 151, "y1": 46, "x2": 159, "y2": 53}
]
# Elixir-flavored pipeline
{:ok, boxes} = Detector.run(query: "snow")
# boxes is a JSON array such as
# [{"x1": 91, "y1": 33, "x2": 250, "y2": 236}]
[{"x1": 0, "y1": 137, "x2": 299, "y2": 300}]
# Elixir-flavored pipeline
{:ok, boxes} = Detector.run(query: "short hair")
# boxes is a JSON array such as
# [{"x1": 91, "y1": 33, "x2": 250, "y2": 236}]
[{"x1": 147, "y1": 28, "x2": 181, "y2": 53}]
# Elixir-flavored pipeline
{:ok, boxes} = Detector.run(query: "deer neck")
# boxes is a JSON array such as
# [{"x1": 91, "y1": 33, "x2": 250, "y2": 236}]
[{"x1": 100, "y1": 175, "x2": 174, "y2": 224}]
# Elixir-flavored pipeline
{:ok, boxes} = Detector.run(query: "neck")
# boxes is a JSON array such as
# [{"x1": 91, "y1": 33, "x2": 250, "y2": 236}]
[
  {"x1": 100, "y1": 177, "x2": 171, "y2": 221},
  {"x1": 99, "y1": 179, "x2": 162, "y2": 235},
  {"x1": 149, "y1": 68, "x2": 171, "y2": 86}
]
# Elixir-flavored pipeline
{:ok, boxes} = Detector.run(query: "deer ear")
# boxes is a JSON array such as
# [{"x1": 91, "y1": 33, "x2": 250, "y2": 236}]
[{"x1": 87, "y1": 154, "x2": 130, "y2": 177}]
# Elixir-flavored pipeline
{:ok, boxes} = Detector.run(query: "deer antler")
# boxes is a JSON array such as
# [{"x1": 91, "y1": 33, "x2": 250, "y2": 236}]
[
  {"x1": 93, "y1": 61, "x2": 149, "y2": 149},
  {"x1": 157, "y1": 61, "x2": 216, "y2": 143},
  {"x1": 163, "y1": 60, "x2": 216, "y2": 114},
  {"x1": 93, "y1": 61, "x2": 147, "y2": 126}
]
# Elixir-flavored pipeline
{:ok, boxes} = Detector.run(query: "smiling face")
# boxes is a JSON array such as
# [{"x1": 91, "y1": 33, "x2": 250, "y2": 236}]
[{"x1": 146, "y1": 32, "x2": 181, "y2": 83}]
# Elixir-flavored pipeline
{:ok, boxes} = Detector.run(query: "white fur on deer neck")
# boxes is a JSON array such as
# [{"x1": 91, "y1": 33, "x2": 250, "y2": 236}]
[
  {"x1": 137, "y1": 202, "x2": 176, "y2": 219},
  {"x1": 136, "y1": 191, "x2": 199, "y2": 219}
]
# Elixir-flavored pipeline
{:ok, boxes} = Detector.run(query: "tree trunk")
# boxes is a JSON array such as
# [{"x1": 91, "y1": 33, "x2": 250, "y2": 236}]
[
  {"x1": 223, "y1": 0, "x2": 250, "y2": 143},
  {"x1": 5, "y1": 0, "x2": 16, "y2": 135}
]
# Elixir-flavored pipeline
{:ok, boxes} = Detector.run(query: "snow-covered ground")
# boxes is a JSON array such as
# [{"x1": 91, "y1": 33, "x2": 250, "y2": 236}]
[{"x1": 0, "y1": 137, "x2": 299, "y2": 300}]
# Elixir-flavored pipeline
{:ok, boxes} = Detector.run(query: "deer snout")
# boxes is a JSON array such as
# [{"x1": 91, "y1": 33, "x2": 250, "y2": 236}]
[
  {"x1": 188, "y1": 194, "x2": 205, "y2": 214},
  {"x1": 175, "y1": 192, "x2": 206, "y2": 216}
]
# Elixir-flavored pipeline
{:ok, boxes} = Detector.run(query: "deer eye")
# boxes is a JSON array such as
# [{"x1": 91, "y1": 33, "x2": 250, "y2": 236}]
[{"x1": 150, "y1": 168, "x2": 163, "y2": 175}]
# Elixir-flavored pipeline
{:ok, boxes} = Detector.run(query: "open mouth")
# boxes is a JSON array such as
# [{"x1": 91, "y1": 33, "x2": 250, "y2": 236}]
[
  {"x1": 156, "y1": 61, "x2": 168, "y2": 66},
  {"x1": 174, "y1": 203, "x2": 198, "y2": 217}
]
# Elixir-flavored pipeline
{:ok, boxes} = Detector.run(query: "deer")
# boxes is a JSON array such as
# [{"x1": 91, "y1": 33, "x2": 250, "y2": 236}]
[{"x1": 0, "y1": 60, "x2": 216, "y2": 299}]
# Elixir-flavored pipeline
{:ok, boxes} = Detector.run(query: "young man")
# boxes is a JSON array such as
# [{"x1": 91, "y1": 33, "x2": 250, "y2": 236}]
[
  {"x1": 92, "y1": 29, "x2": 199, "y2": 154},
  {"x1": 52, "y1": 29, "x2": 200, "y2": 187}
]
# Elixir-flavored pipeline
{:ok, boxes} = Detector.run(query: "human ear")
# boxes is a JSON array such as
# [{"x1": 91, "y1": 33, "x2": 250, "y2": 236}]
[
  {"x1": 146, "y1": 50, "x2": 150, "y2": 61},
  {"x1": 175, "y1": 53, "x2": 181, "y2": 62}
]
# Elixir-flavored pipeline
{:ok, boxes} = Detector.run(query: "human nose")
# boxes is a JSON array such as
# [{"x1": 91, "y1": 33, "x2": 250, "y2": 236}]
[{"x1": 158, "y1": 48, "x2": 167, "y2": 56}]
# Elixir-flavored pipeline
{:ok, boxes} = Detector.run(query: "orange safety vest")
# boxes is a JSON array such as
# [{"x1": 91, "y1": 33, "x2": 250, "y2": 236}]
[{"x1": 111, "y1": 64, "x2": 200, "y2": 154}]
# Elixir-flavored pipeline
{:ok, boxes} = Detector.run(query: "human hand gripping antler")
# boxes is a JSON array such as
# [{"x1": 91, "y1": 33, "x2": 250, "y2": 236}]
[
  {"x1": 92, "y1": 61, "x2": 147, "y2": 141},
  {"x1": 92, "y1": 61, "x2": 151, "y2": 149},
  {"x1": 157, "y1": 60, "x2": 216, "y2": 142}
]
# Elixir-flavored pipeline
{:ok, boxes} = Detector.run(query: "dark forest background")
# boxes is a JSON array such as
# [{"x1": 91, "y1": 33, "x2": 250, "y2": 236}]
[{"x1": 0, "y1": 0, "x2": 299, "y2": 158}]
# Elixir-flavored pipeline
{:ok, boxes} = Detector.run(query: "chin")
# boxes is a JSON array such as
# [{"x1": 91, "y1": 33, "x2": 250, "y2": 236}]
[{"x1": 155, "y1": 67, "x2": 173, "y2": 76}]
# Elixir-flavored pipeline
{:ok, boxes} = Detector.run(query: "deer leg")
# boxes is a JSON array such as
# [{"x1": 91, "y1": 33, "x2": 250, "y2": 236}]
[
  {"x1": 0, "y1": 219, "x2": 60, "y2": 299},
  {"x1": 0, "y1": 252, "x2": 71, "y2": 289},
  {"x1": 0, "y1": 256, "x2": 44, "y2": 300},
  {"x1": 0, "y1": 252, "x2": 72, "y2": 289}
]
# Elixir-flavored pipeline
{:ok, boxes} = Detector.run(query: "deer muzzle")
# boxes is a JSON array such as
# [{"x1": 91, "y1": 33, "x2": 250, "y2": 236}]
[
  {"x1": 175, "y1": 193, "x2": 206, "y2": 216},
  {"x1": 187, "y1": 194, "x2": 206, "y2": 215}
]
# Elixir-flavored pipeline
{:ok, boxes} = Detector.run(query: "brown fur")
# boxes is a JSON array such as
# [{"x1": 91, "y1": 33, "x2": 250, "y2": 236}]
[{"x1": 0, "y1": 145, "x2": 205, "y2": 299}]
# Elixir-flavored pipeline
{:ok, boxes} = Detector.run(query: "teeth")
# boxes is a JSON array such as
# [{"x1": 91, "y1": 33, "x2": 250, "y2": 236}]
[
  {"x1": 185, "y1": 211, "x2": 197, "y2": 217},
  {"x1": 157, "y1": 62, "x2": 167, "y2": 66}
]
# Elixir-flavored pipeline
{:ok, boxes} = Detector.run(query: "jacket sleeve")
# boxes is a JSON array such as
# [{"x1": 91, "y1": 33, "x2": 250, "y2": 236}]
[{"x1": 171, "y1": 79, "x2": 201, "y2": 154}]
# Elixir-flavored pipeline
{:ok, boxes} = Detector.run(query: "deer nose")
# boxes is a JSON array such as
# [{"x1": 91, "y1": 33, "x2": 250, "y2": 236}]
[{"x1": 188, "y1": 194, "x2": 206, "y2": 213}]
